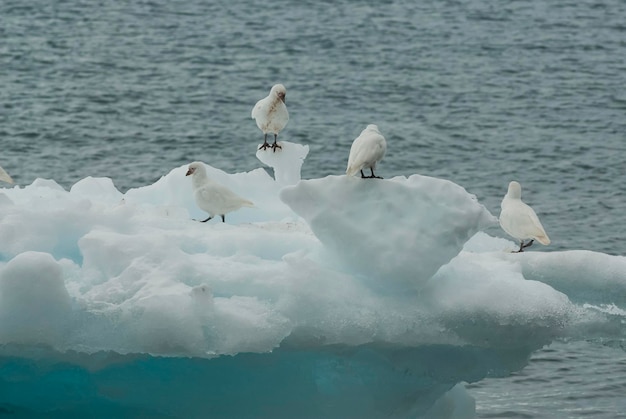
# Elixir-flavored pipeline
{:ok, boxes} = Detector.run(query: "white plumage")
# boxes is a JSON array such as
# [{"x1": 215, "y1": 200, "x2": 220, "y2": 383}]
[
  {"x1": 251, "y1": 84, "x2": 289, "y2": 152},
  {"x1": 185, "y1": 162, "x2": 254, "y2": 223},
  {"x1": 346, "y1": 124, "x2": 387, "y2": 178},
  {"x1": 0, "y1": 165, "x2": 13, "y2": 184},
  {"x1": 499, "y1": 181, "x2": 550, "y2": 252}
]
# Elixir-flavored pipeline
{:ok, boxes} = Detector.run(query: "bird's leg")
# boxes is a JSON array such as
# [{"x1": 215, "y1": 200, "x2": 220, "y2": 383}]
[
  {"x1": 361, "y1": 169, "x2": 382, "y2": 179},
  {"x1": 199, "y1": 216, "x2": 213, "y2": 223},
  {"x1": 221, "y1": 214, "x2": 225, "y2": 222},
  {"x1": 259, "y1": 134, "x2": 271, "y2": 150},
  {"x1": 512, "y1": 239, "x2": 534, "y2": 253},
  {"x1": 271, "y1": 134, "x2": 282, "y2": 152}
]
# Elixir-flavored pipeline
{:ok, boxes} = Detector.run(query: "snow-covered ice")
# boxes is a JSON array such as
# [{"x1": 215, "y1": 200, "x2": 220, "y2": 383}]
[
  {"x1": 256, "y1": 140, "x2": 309, "y2": 186},
  {"x1": 0, "y1": 144, "x2": 625, "y2": 417},
  {"x1": 280, "y1": 173, "x2": 496, "y2": 287}
]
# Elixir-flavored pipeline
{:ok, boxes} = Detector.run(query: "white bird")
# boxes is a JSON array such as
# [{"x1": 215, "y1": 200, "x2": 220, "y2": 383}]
[
  {"x1": 0, "y1": 164, "x2": 13, "y2": 184},
  {"x1": 499, "y1": 181, "x2": 550, "y2": 252},
  {"x1": 346, "y1": 124, "x2": 387, "y2": 179},
  {"x1": 251, "y1": 84, "x2": 289, "y2": 152},
  {"x1": 185, "y1": 162, "x2": 254, "y2": 223}
]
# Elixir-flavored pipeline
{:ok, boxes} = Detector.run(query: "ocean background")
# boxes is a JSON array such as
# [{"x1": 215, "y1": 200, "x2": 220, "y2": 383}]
[{"x1": 1, "y1": 0, "x2": 625, "y2": 416}]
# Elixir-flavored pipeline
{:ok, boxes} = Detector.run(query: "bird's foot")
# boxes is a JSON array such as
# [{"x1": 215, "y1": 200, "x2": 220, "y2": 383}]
[
  {"x1": 271, "y1": 142, "x2": 282, "y2": 152},
  {"x1": 258, "y1": 142, "x2": 271, "y2": 151},
  {"x1": 192, "y1": 216, "x2": 213, "y2": 223},
  {"x1": 521, "y1": 240, "x2": 534, "y2": 249}
]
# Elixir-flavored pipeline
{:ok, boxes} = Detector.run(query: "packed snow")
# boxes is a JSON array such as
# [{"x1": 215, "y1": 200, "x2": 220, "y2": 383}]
[{"x1": 0, "y1": 140, "x2": 625, "y2": 417}]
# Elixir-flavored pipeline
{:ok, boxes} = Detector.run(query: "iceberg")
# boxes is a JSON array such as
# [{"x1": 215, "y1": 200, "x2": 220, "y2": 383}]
[{"x1": 0, "y1": 141, "x2": 624, "y2": 417}]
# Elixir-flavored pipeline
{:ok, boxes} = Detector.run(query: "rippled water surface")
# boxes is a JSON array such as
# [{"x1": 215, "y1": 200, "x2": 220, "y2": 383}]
[
  {"x1": 1, "y1": 0, "x2": 625, "y2": 416},
  {"x1": 469, "y1": 340, "x2": 626, "y2": 418}
]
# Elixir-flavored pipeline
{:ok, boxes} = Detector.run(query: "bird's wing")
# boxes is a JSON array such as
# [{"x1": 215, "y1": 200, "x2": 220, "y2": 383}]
[
  {"x1": 346, "y1": 142, "x2": 360, "y2": 175},
  {"x1": 0, "y1": 165, "x2": 13, "y2": 184},
  {"x1": 198, "y1": 184, "x2": 252, "y2": 212},
  {"x1": 194, "y1": 186, "x2": 217, "y2": 215},
  {"x1": 251, "y1": 98, "x2": 265, "y2": 119},
  {"x1": 523, "y1": 206, "x2": 550, "y2": 244},
  {"x1": 507, "y1": 202, "x2": 550, "y2": 245}
]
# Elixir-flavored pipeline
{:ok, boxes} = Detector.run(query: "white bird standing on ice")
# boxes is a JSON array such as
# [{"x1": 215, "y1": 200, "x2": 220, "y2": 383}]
[
  {"x1": 0, "y1": 165, "x2": 13, "y2": 184},
  {"x1": 499, "y1": 181, "x2": 550, "y2": 253},
  {"x1": 346, "y1": 124, "x2": 387, "y2": 179},
  {"x1": 185, "y1": 162, "x2": 254, "y2": 223},
  {"x1": 251, "y1": 84, "x2": 289, "y2": 152}
]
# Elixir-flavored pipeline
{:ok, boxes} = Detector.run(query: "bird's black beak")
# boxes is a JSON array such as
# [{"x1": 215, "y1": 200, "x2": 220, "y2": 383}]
[
  {"x1": 279, "y1": 93, "x2": 286, "y2": 103},
  {"x1": 186, "y1": 168, "x2": 193, "y2": 176}
]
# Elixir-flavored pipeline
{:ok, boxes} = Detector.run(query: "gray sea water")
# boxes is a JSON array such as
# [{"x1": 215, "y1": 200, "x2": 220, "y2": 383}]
[{"x1": 1, "y1": 0, "x2": 625, "y2": 416}]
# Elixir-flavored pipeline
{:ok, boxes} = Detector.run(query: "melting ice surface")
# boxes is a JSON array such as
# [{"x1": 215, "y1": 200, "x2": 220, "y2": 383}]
[{"x1": 0, "y1": 141, "x2": 625, "y2": 417}]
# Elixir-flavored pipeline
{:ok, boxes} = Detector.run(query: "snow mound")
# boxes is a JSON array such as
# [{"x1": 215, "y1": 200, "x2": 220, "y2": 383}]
[
  {"x1": 0, "y1": 252, "x2": 71, "y2": 347},
  {"x1": 280, "y1": 174, "x2": 497, "y2": 287}
]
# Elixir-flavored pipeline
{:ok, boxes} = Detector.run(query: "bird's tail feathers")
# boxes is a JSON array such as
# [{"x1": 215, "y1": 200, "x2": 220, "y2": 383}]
[{"x1": 0, "y1": 166, "x2": 13, "y2": 184}]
